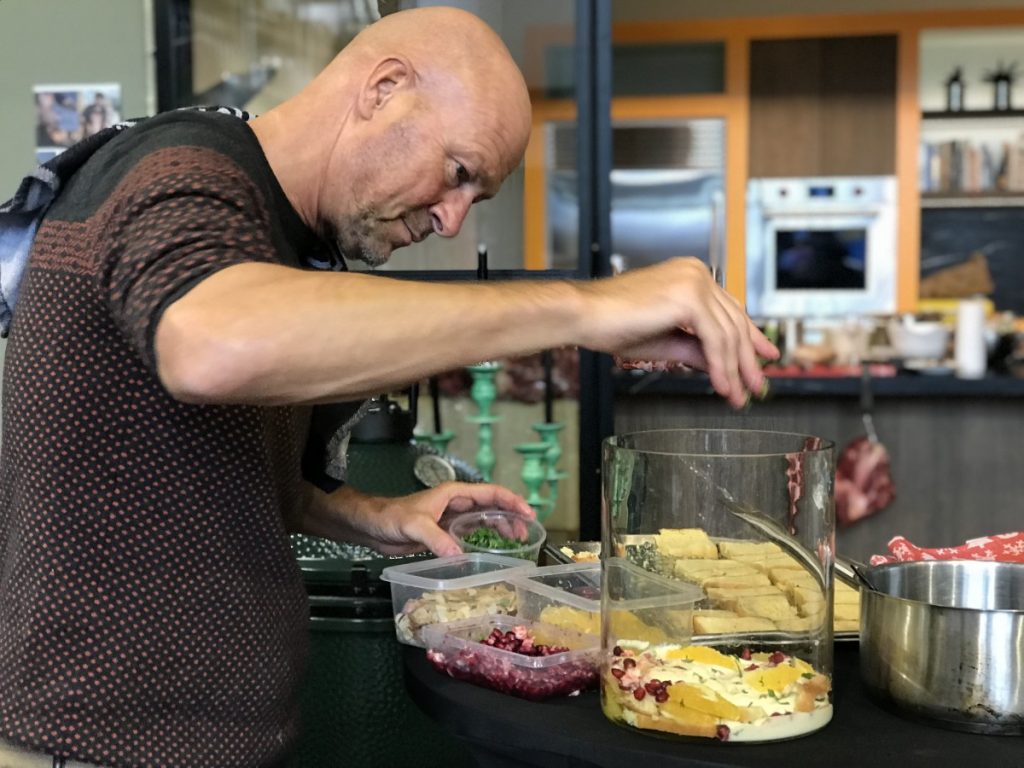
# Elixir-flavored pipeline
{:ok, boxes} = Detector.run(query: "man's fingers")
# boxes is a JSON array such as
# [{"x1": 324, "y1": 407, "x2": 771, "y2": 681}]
[
  {"x1": 718, "y1": 288, "x2": 780, "y2": 362},
  {"x1": 691, "y1": 308, "x2": 744, "y2": 408},
  {"x1": 751, "y1": 323, "x2": 781, "y2": 360},
  {"x1": 441, "y1": 482, "x2": 535, "y2": 520},
  {"x1": 714, "y1": 292, "x2": 765, "y2": 399},
  {"x1": 405, "y1": 515, "x2": 463, "y2": 557}
]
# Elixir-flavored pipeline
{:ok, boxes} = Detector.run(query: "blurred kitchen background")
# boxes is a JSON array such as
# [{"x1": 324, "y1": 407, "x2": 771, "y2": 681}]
[{"x1": 3, "y1": 0, "x2": 1024, "y2": 559}]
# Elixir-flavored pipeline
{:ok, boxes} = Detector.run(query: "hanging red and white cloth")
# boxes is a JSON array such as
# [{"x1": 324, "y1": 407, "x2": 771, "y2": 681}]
[{"x1": 869, "y1": 531, "x2": 1024, "y2": 565}]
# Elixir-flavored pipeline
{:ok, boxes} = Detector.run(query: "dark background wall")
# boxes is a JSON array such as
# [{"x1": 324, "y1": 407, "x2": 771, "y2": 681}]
[
  {"x1": 615, "y1": 393, "x2": 1024, "y2": 561},
  {"x1": 921, "y1": 207, "x2": 1024, "y2": 314}
]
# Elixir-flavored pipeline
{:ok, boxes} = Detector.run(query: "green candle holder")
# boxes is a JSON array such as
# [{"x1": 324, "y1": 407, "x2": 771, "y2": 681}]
[
  {"x1": 515, "y1": 441, "x2": 554, "y2": 521},
  {"x1": 532, "y1": 421, "x2": 569, "y2": 509},
  {"x1": 467, "y1": 362, "x2": 503, "y2": 482},
  {"x1": 466, "y1": 364, "x2": 501, "y2": 483},
  {"x1": 425, "y1": 430, "x2": 455, "y2": 454}
]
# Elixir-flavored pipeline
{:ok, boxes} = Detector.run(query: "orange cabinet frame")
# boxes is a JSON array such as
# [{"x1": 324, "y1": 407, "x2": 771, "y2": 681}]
[{"x1": 523, "y1": 7, "x2": 1024, "y2": 313}]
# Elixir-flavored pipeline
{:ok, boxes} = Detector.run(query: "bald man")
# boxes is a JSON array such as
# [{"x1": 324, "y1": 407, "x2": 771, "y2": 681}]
[{"x1": 0, "y1": 7, "x2": 775, "y2": 768}]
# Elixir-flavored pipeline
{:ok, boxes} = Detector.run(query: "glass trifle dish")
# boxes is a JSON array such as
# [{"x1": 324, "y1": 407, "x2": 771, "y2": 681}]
[{"x1": 600, "y1": 429, "x2": 836, "y2": 743}]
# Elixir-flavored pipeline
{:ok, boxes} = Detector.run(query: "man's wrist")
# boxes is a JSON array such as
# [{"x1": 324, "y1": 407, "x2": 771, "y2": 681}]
[{"x1": 299, "y1": 484, "x2": 381, "y2": 543}]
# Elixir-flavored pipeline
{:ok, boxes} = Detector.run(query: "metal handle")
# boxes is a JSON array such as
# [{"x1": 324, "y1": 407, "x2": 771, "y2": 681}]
[
  {"x1": 860, "y1": 367, "x2": 879, "y2": 443},
  {"x1": 835, "y1": 554, "x2": 877, "y2": 592},
  {"x1": 709, "y1": 189, "x2": 726, "y2": 288}
]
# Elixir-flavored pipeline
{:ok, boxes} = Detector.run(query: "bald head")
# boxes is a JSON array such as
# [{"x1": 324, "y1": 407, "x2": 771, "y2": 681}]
[
  {"x1": 254, "y1": 6, "x2": 532, "y2": 265},
  {"x1": 329, "y1": 6, "x2": 531, "y2": 161}
]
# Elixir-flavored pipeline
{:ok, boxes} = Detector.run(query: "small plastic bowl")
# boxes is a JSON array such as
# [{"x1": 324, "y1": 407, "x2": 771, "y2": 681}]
[{"x1": 448, "y1": 509, "x2": 546, "y2": 563}]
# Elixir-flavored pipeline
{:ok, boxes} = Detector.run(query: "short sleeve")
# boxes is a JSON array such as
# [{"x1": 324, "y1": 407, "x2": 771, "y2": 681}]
[{"x1": 98, "y1": 146, "x2": 282, "y2": 372}]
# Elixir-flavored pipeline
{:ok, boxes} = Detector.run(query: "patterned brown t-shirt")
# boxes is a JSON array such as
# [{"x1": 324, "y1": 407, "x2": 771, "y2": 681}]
[{"x1": 0, "y1": 111, "x2": 322, "y2": 767}]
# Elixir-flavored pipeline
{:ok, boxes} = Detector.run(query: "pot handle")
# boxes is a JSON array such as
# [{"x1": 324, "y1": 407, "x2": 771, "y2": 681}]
[{"x1": 835, "y1": 554, "x2": 880, "y2": 592}]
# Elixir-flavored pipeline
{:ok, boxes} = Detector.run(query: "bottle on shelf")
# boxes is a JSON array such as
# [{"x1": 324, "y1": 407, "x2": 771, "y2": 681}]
[{"x1": 945, "y1": 67, "x2": 965, "y2": 113}]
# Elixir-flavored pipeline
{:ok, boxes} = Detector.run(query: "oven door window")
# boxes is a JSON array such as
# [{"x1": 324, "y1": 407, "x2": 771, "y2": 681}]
[{"x1": 774, "y1": 228, "x2": 867, "y2": 290}]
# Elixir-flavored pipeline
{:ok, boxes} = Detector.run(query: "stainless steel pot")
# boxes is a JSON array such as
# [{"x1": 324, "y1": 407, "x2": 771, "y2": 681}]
[{"x1": 854, "y1": 560, "x2": 1024, "y2": 735}]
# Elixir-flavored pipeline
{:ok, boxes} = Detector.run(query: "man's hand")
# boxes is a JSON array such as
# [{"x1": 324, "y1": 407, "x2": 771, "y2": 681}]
[
  {"x1": 299, "y1": 482, "x2": 535, "y2": 557},
  {"x1": 578, "y1": 257, "x2": 779, "y2": 408}
]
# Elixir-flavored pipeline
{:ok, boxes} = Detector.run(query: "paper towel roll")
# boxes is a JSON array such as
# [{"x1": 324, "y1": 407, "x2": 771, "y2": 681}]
[{"x1": 955, "y1": 298, "x2": 986, "y2": 379}]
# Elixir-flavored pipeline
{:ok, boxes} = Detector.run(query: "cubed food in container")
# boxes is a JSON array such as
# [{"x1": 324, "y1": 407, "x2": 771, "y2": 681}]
[
  {"x1": 557, "y1": 541, "x2": 601, "y2": 563},
  {"x1": 423, "y1": 615, "x2": 600, "y2": 700},
  {"x1": 604, "y1": 557, "x2": 706, "y2": 646},
  {"x1": 510, "y1": 562, "x2": 602, "y2": 635},
  {"x1": 381, "y1": 553, "x2": 536, "y2": 647}
]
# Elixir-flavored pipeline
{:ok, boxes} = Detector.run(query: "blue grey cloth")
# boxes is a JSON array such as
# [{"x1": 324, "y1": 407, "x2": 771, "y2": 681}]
[{"x1": 0, "y1": 106, "x2": 262, "y2": 337}]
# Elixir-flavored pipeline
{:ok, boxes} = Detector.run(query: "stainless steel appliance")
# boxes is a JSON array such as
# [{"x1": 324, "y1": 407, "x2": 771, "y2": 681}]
[
  {"x1": 546, "y1": 119, "x2": 725, "y2": 273},
  {"x1": 746, "y1": 176, "x2": 897, "y2": 318}
]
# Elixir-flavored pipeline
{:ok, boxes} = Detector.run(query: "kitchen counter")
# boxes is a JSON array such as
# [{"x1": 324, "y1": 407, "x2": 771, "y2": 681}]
[
  {"x1": 614, "y1": 368, "x2": 1024, "y2": 398},
  {"x1": 403, "y1": 642, "x2": 1022, "y2": 767}
]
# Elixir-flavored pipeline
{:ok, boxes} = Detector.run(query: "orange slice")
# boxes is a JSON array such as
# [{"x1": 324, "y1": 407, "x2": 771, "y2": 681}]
[
  {"x1": 667, "y1": 681, "x2": 766, "y2": 723},
  {"x1": 744, "y1": 664, "x2": 804, "y2": 694},
  {"x1": 663, "y1": 645, "x2": 736, "y2": 669}
]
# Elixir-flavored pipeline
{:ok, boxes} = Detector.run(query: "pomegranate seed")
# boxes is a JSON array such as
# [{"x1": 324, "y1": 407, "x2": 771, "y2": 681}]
[
  {"x1": 716, "y1": 725, "x2": 731, "y2": 741},
  {"x1": 769, "y1": 651, "x2": 786, "y2": 665},
  {"x1": 612, "y1": 646, "x2": 623, "y2": 656},
  {"x1": 633, "y1": 687, "x2": 646, "y2": 701},
  {"x1": 644, "y1": 681, "x2": 659, "y2": 694},
  {"x1": 655, "y1": 690, "x2": 669, "y2": 703},
  {"x1": 611, "y1": 668, "x2": 625, "y2": 679},
  {"x1": 745, "y1": 664, "x2": 758, "y2": 672},
  {"x1": 622, "y1": 658, "x2": 636, "y2": 670},
  {"x1": 740, "y1": 648, "x2": 751, "y2": 660}
]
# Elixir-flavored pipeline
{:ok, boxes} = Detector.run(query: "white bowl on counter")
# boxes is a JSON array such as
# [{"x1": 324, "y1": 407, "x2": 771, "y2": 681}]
[{"x1": 888, "y1": 316, "x2": 950, "y2": 360}]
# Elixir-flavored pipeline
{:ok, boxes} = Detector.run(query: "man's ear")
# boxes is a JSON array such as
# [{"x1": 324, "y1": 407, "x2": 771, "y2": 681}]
[{"x1": 357, "y1": 57, "x2": 413, "y2": 119}]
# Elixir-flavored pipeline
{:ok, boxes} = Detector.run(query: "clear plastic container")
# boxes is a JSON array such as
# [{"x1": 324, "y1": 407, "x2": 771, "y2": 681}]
[
  {"x1": 602, "y1": 429, "x2": 835, "y2": 743},
  {"x1": 512, "y1": 559, "x2": 704, "y2": 646},
  {"x1": 510, "y1": 562, "x2": 602, "y2": 635},
  {"x1": 422, "y1": 614, "x2": 600, "y2": 700},
  {"x1": 380, "y1": 553, "x2": 536, "y2": 647},
  {"x1": 603, "y1": 557, "x2": 705, "y2": 647},
  {"x1": 447, "y1": 509, "x2": 547, "y2": 562}
]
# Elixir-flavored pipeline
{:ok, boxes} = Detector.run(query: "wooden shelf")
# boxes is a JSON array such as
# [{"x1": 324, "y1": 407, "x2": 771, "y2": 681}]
[
  {"x1": 922, "y1": 109, "x2": 1024, "y2": 120},
  {"x1": 921, "y1": 192, "x2": 1024, "y2": 208}
]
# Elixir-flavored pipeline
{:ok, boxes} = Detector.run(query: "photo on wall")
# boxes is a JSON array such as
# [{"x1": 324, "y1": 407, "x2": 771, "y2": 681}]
[{"x1": 33, "y1": 83, "x2": 122, "y2": 163}]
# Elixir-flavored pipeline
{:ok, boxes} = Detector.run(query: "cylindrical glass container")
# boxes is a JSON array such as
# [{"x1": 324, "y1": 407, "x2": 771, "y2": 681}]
[{"x1": 601, "y1": 429, "x2": 835, "y2": 743}]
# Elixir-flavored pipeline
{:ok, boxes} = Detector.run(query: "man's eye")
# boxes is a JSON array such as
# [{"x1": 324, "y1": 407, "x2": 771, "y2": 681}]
[{"x1": 455, "y1": 163, "x2": 470, "y2": 185}]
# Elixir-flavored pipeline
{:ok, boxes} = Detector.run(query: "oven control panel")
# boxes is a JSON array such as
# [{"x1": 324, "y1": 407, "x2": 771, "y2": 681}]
[{"x1": 753, "y1": 176, "x2": 895, "y2": 209}]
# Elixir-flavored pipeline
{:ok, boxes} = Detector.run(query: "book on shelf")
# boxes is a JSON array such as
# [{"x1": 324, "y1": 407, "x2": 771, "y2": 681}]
[{"x1": 919, "y1": 131, "x2": 1024, "y2": 195}]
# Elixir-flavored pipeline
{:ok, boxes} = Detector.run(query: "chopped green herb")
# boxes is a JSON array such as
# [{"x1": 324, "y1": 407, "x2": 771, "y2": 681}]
[
  {"x1": 801, "y1": 672, "x2": 814, "y2": 680},
  {"x1": 462, "y1": 526, "x2": 523, "y2": 552}
]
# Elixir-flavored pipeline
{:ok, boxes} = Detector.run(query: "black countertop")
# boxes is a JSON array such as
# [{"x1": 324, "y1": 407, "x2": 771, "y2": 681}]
[
  {"x1": 404, "y1": 643, "x2": 1022, "y2": 768},
  {"x1": 614, "y1": 370, "x2": 1024, "y2": 399}
]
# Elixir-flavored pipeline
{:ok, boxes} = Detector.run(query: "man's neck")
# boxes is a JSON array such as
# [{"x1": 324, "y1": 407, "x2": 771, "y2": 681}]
[{"x1": 249, "y1": 106, "x2": 321, "y2": 231}]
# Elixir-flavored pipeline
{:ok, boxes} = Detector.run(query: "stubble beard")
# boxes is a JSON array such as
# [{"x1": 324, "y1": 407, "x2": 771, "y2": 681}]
[{"x1": 334, "y1": 212, "x2": 393, "y2": 268}]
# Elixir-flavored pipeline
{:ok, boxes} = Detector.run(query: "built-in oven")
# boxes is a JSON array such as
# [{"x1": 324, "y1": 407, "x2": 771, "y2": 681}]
[{"x1": 745, "y1": 176, "x2": 897, "y2": 318}]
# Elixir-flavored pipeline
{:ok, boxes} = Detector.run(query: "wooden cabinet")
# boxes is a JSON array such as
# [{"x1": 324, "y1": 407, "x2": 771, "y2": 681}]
[{"x1": 749, "y1": 35, "x2": 898, "y2": 177}]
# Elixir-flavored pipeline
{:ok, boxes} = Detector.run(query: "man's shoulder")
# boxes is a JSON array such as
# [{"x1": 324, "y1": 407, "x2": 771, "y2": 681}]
[
  {"x1": 107, "y1": 109, "x2": 264, "y2": 178},
  {"x1": 52, "y1": 110, "x2": 266, "y2": 222}
]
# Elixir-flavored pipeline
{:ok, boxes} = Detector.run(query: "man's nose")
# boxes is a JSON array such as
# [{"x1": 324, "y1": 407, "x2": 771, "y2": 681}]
[{"x1": 429, "y1": 189, "x2": 474, "y2": 238}]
